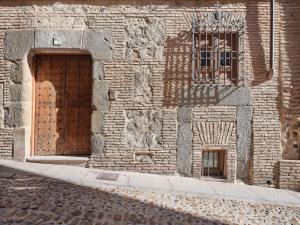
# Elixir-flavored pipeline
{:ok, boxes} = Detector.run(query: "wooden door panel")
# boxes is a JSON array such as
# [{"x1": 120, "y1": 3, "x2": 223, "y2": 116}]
[
  {"x1": 34, "y1": 56, "x2": 65, "y2": 155},
  {"x1": 34, "y1": 55, "x2": 91, "y2": 156},
  {"x1": 64, "y1": 55, "x2": 92, "y2": 155}
]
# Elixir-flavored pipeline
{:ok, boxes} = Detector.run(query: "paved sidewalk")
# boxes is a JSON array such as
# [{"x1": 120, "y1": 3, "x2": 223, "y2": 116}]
[{"x1": 0, "y1": 159, "x2": 299, "y2": 207}]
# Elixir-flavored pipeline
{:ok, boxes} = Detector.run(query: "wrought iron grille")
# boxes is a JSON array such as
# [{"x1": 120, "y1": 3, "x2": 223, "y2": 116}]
[
  {"x1": 192, "y1": 11, "x2": 245, "y2": 86},
  {"x1": 201, "y1": 150, "x2": 225, "y2": 178}
]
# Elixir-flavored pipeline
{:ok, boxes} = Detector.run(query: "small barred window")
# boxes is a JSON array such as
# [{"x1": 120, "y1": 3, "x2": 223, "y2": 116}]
[
  {"x1": 202, "y1": 150, "x2": 226, "y2": 178},
  {"x1": 192, "y1": 11, "x2": 245, "y2": 86}
]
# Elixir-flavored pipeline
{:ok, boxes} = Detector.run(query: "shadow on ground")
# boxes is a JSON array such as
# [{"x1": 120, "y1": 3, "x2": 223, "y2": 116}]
[{"x1": 0, "y1": 165, "x2": 228, "y2": 225}]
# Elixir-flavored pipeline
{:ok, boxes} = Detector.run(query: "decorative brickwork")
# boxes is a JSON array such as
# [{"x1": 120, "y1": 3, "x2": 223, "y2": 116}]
[{"x1": 192, "y1": 106, "x2": 237, "y2": 182}]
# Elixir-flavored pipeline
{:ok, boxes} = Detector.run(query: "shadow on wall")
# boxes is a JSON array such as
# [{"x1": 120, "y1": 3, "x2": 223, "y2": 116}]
[
  {"x1": 163, "y1": 31, "x2": 192, "y2": 107},
  {"x1": 163, "y1": 30, "x2": 248, "y2": 107},
  {"x1": 245, "y1": 1, "x2": 269, "y2": 87},
  {"x1": 280, "y1": 1, "x2": 300, "y2": 160},
  {"x1": 0, "y1": 165, "x2": 228, "y2": 224}
]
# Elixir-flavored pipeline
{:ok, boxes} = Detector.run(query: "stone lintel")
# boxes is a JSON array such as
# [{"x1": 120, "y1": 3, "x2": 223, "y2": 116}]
[
  {"x1": 180, "y1": 86, "x2": 251, "y2": 106},
  {"x1": 35, "y1": 30, "x2": 83, "y2": 49},
  {"x1": 4, "y1": 29, "x2": 113, "y2": 61}
]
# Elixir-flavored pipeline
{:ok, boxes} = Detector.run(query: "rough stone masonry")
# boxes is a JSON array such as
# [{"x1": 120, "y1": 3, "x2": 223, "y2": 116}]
[{"x1": 0, "y1": 0, "x2": 299, "y2": 190}]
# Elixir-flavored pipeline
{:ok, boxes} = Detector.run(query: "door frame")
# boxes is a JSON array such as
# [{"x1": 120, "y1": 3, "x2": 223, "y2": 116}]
[
  {"x1": 31, "y1": 53, "x2": 93, "y2": 156},
  {"x1": 4, "y1": 29, "x2": 112, "y2": 161}
]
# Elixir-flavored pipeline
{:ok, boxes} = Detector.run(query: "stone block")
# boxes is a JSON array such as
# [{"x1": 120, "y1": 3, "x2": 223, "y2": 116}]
[
  {"x1": 133, "y1": 65, "x2": 153, "y2": 104},
  {"x1": 182, "y1": 86, "x2": 251, "y2": 106},
  {"x1": 0, "y1": 83, "x2": 3, "y2": 128},
  {"x1": 91, "y1": 111, "x2": 105, "y2": 134},
  {"x1": 125, "y1": 17, "x2": 164, "y2": 61},
  {"x1": 177, "y1": 107, "x2": 192, "y2": 123},
  {"x1": 91, "y1": 134, "x2": 105, "y2": 154},
  {"x1": 4, "y1": 30, "x2": 34, "y2": 60},
  {"x1": 125, "y1": 110, "x2": 162, "y2": 150},
  {"x1": 10, "y1": 59, "x2": 32, "y2": 84},
  {"x1": 93, "y1": 60, "x2": 104, "y2": 80},
  {"x1": 10, "y1": 60, "x2": 22, "y2": 83},
  {"x1": 10, "y1": 83, "x2": 31, "y2": 102},
  {"x1": 35, "y1": 30, "x2": 82, "y2": 49},
  {"x1": 5, "y1": 103, "x2": 31, "y2": 128},
  {"x1": 13, "y1": 127, "x2": 26, "y2": 161},
  {"x1": 92, "y1": 80, "x2": 110, "y2": 111},
  {"x1": 82, "y1": 30, "x2": 113, "y2": 61},
  {"x1": 236, "y1": 106, "x2": 253, "y2": 179},
  {"x1": 176, "y1": 107, "x2": 192, "y2": 176}
]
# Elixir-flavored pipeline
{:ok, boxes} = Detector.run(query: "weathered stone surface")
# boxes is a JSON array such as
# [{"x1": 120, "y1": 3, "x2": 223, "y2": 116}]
[
  {"x1": 10, "y1": 60, "x2": 25, "y2": 84},
  {"x1": 133, "y1": 65, "x2": 153, "y2": 104},
  {"x1": 5, "y1": 103, "x2": 31, "y2": 128},
  {"x1": 91, "y1": 111, "x2": 105, "y2": 134},
  {"x1": 236, "y1": 106, "x2": 253, "y2": 179},
  {"x1": 282, "y1": 117, "x2": 300, "y2": 160},
  {"x1": 125, "y1": 110, "x2": 162, "y2": 150},
  {"x1": 35, "y1": 30, "x2": 82, "y2": 49},
  {"x1": 0, "y1": 83, "x2": 4, "y2": 128},
  {"x1": 92, "y1": 80, "x2": 109, "y2": 111},
  {"x1": 10, "y1": 84, "x2": 31, "y2": 102},
  {"x1": 177, "y1": 106, "x2": 192, "y2": 123},
  {"x1": 13, "y1": 128, "x2": 26, "y2": 161},
  {"x1": 135, "y1": 152, "x2": 154, "y2": 162},
  {"x1": 125, "y1": 17, "x2": 164, "y2": 61},
  {"x1": 93, "y1": 60, "x2": 104, "y2": 80},
  {"x1": 82, "y1": 30, "x2": 112, "y2": 61},
  {"x1": 91, "y1": 134, "x2": 105, "y2": 154},
  {"x1": 180, "y1": 86, "x2": 251, "y2": 106},
  {"x1": 4, "y1": 30, "x2": 34, "y2": 60},
  {"x1": 176, "y1": 107, "x2": 192, "y2": 176},
  {"x1": 177, "y1": 123, "x2": 192, "y2": 176}
]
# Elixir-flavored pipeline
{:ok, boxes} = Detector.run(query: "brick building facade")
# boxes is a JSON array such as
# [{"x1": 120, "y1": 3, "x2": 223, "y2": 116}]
[{"x1": 0, "y1": 0, "x2": 299, "y2": 190}]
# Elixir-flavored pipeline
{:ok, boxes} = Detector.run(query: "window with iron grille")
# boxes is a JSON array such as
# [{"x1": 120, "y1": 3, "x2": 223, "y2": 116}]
[
  {"x1": 202, "y1": 150, "x2": 225, "y2": 178},
  {"x1": 192, "y1": 11, "x2": 245, "y2": 86}
]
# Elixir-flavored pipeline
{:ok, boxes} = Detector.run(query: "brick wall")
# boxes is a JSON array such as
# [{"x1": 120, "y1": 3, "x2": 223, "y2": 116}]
[
  {"x1": 0, "y1": 0, "x2": 299, "y2": 188},
  {"x1": 0, "y1": 129, "x2": 13, "y2": 158},
  {"x1": 279, "y1": 160, "x2": 300, "y2": 191},
  {"x1": 192, "y1": 106, "x2": 237, "y2": 182}
]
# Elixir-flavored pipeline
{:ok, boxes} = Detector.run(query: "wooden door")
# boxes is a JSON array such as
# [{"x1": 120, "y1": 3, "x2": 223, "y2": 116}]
[{"x1": 34, "y1": 55, "x2": 92, "y2": 156}]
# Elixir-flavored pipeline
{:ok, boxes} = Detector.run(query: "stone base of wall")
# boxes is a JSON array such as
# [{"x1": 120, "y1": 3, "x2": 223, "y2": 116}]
[{"x1": 279, "y1": 160, "x2": 300, "y2": 191}]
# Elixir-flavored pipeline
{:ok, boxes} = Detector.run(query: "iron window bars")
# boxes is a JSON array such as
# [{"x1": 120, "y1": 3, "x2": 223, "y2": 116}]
[
  {"x1": 192, "y1": 11, "x2": 245, "y2": 86},
  {"x1": 201, "y1": 150, "x2": 225, "y2": 178}
]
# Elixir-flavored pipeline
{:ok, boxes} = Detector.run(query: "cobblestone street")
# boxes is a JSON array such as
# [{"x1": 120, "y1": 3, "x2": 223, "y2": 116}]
[{"x1": 0, "y1": 166, "x2": 299, "y2": 225}]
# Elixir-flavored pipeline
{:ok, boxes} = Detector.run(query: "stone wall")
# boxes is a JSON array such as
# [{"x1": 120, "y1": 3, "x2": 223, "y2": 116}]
[
  {"x1": 279, "y1": 160, "x2": 300, "y2": 191},
  {"x1": 0, "y1": 0, "x2": 299, "y2": 188}
]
